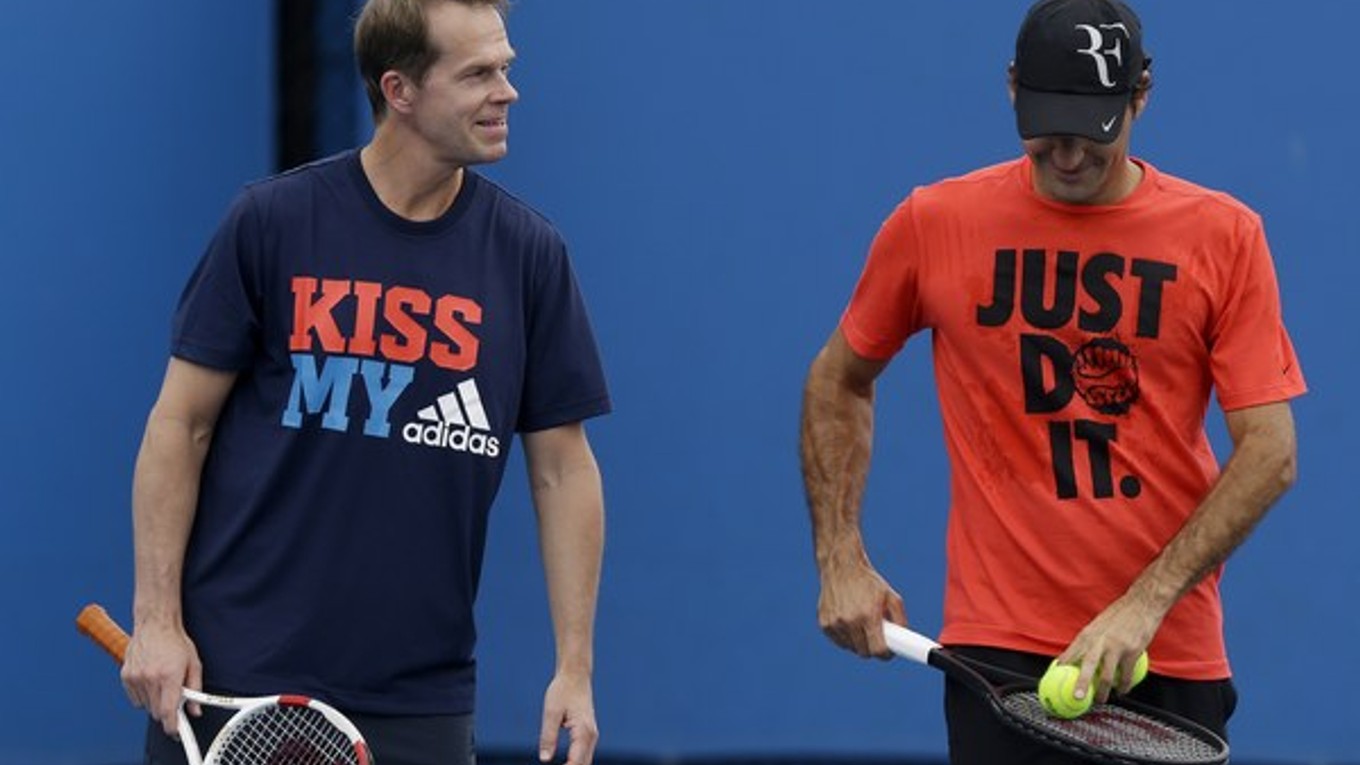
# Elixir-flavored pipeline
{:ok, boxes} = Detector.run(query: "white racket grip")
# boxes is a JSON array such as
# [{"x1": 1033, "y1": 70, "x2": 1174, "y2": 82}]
[{"x1": 882, "y1": 621, "x2": 940, "y2": 664}]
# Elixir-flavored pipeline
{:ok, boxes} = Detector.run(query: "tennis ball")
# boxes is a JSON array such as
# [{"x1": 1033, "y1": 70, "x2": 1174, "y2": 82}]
[{"x1": 1038, "y1": 661, "x2": 1092, "y2": 719}]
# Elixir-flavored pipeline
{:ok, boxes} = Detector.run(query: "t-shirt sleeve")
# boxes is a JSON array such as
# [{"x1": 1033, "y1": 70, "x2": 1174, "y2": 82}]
[
  {"x1": 840, "y1": 196, "x2": 927, "y2": 360},
  {"x1": 1209, "y1": 213, "x2": 1307, "y2": 410},
  {"x1": 170, "y1": 189, "x2": 263, "y2": 371},
  {"x1": 516, "y1": 242, "x2": 611, "y2": 432}
]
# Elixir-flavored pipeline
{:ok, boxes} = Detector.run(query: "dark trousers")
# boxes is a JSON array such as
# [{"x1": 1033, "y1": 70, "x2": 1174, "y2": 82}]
[
  {"x1": 144, "y1": 707, "x2": 475, "y2": 765},
  {"x1": 944, "y1": 645, "x2": 1237, "y2": 765}
]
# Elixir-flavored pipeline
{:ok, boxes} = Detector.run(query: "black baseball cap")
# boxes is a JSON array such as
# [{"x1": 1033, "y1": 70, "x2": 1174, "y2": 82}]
[{"x1": 1013, "y1": 0, "x2": 1147, "y2": 144}]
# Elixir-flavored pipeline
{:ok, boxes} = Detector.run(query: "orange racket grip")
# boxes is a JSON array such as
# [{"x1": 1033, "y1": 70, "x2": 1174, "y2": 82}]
[{"x1": 76, "y1": 603, "x2": 130, "y2": 664}]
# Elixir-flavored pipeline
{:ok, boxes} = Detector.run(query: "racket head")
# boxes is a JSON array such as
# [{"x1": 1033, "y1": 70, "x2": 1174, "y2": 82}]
[
  {"x1": 76, "y1": 605, "x2": 373, "y2": 765},
  {"x1": 203, "y1": 695, "x2": 372, "y2": 765},
  {"x1": 993, "y1": 687, "x2": 1228, "y2": 765},
  {"x1": 924, "y1": 646, "x2": 1227, "y2": 765}
]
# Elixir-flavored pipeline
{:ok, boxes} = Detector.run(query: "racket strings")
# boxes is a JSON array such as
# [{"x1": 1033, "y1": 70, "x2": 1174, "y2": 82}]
[
  {"x1": 1000, "y1": 692, "x2": 1223, "y2": 763},
  {"x1": 212, "y1": 705, "x2": 361, "y2": 765}
]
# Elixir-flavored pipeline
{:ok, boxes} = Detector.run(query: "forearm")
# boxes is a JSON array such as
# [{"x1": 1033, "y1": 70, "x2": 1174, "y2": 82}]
[
  {"x1": 530, "y1": 435, "x2": 604, "y2": 675},
  {"x1": 1123, "y1": 404, "x2": 1298, "y2": 619},
  {"x1": 120, "y1": 360, "x2": 234, "y2": 726},
  {"x1": 801, "y1": 346, "x2": 877, "y2": 572},
  {"x1": 130, "y1": 409, "x2": 214, "y2": 629},
  {"x1": 800, "y1": 334, "x2": 905, "y2": 655}
]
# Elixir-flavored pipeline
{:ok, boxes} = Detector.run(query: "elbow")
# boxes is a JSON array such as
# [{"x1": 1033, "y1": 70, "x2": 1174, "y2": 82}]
[
  {"x1": 1259, "y1": 430, "x2": 1299, "y2": 500},
  {"x1": 1274, "y1": 446, "x2": 1299, "y2": 495},
  {"x1": 1275, "y1": 412, "x2": 1300, "y2": 493},
  {"x1": 530, "y1": 460, "x2": 601, "y2": 494},
  {"x1": 189, "y1": 420, "x2": 217, "y2": 452},
  {"x1": 1229, "y1": 402, "x2": 1300, "y2": 500}
]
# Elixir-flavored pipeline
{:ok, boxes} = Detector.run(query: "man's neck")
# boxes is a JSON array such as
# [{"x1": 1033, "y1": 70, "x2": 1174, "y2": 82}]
[
  {"x1": 1107, "y1": 157, "x2": 1144, "y2": 204},
  {"x1": 359, "y1": 127, "x2": 465, "y2": 222}
]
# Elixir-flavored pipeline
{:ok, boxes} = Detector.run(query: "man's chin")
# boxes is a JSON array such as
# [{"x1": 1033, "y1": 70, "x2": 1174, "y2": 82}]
[
  {"x1": 1039, "y1": 175, "x2": 1101, "y2": 204},
  {"x1": 466, "y1": 144, "x2": 509, "y2": 166}
]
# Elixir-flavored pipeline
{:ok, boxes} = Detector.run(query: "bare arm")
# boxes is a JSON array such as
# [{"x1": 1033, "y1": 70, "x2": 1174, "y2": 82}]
[
  {"x1": 1063, "y1": 400, "x2": 1299, "y2": 698},
  {"x1": 801, "y1": 329, "x2": 905, "y2": 658},
  {"x1": 523, "y1": 422, "x2": 604, "y2": 765},
  {"x1": 124, "y1": 358, "x2": 237, "y2": 732}
]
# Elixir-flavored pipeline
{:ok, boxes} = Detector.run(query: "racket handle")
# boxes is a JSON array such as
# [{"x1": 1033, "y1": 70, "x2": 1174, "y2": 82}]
[
  {"x1": 882, "y1": 620, "x2": 941, "y2": 664},
  {"x1": 76, "y1": 603, "x2": 130, "y2": 664}
]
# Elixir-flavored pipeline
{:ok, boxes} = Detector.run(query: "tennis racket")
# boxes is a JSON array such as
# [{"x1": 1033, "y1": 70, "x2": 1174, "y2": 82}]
[
  {"x1": 76, "y1": 603, "x2": 373, "y2": 765},
  {"x1": 881, "y1": 621, "x2": 1228, "y2": 765}
]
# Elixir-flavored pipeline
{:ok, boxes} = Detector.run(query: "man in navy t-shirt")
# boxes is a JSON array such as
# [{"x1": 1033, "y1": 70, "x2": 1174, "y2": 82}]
[{"x1": 119, "y1": 3, "x2": 610, "y2": 765}]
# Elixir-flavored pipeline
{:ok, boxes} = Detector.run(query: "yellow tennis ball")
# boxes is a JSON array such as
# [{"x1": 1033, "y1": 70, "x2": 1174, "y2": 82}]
[{"x1": 1038, "y1": 661, "x2": 1093, "y2": 719}]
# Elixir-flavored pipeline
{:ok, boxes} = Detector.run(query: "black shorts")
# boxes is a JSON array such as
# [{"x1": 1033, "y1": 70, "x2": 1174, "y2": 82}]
[
  {"x1": 144, "y1": 707, "x2": 476, "y2": 765},
  {"x1": 943, "y1": 645, "x2": 1237, "y2": 765}
]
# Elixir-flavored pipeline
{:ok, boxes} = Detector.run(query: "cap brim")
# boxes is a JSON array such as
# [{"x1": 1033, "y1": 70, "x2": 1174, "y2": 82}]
[{"x1": 1015, "y1": 86, "x2": 1129, "y2": 144}]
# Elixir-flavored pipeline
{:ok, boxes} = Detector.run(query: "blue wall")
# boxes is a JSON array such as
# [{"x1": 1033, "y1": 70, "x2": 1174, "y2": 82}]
[
  {"x1": 0, "y1": 3, "x2": 274, "y2": 763},
  {"x1": 3, "y1": 2, "x2": 1354, "y2": 764}
]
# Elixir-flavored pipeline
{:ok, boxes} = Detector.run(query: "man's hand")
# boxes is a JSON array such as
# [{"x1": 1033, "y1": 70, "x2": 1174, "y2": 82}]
[
  {"x1": 121, "y1": 621, "x2": 202, "y2": 735},
  {"x1": 818, "y1": 557, "x2": 907, "y2": 659},
  {"x1": 539, "y1": 670, "x2": 598, "y2": 765},
  {"x1": 1056, "y1": 592, "x2": 1161, "y2": 704}
]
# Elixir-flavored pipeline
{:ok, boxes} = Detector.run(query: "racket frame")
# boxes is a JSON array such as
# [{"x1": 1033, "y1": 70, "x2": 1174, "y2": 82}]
[
  {"x1": 882, "y1": 621, "x2": 1229, "y2": 765},
  {"x1": 76, "y1": 603, "x2": 372, "y2": 765}
]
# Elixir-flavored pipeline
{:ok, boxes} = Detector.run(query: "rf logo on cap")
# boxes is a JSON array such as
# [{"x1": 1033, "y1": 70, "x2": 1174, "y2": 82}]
[{"x1": 1074, "y1": 23, "x2": 1130, "y2": 88}]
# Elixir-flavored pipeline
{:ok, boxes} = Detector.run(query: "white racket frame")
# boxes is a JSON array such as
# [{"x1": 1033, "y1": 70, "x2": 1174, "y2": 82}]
[
  {"x1": 76, "y1": 604, "x2": 371, "y2": 765},
  {"x1": 178, "y1": 688, "x2": 370, "y2": 765}
]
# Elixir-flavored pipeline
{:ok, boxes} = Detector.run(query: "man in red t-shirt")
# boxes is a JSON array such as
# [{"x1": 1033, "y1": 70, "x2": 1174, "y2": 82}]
[{"x1": 800, "y1": 0, "x2": 1305, "y2": 761}]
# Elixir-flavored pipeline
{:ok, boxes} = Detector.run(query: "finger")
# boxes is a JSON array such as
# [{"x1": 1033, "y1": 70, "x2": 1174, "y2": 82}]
[
  {"x1": 160, "y1": 704, "x2": 181, "y2": 737},
  {"x1": 819, "y1": 622, "x2": 843, "y2": 652},
  {"x1": 122, "y1": 680, "x2": 145, "y2": 710},
  {"x1": 826, "y1": 620, "x2": 868, "y2": 657},
  {"x1": 1092, "y1": 654, "x2": 1117, "y2": 704},
  {"x1": 830, "y1": 618, "x2": 861, "y2": 655},
  {"x1": 883, "y1": 594, "x2": 908, "y2": 628},
  {"x1": 565, "y1": 721, "x2": 599, "y2": 765},
  {"x1": 1054, "y1": 637, "x2": 1085, "y2": 667},
  {"x1": 818, "y1": 616, "x2": 846, "y2": 651},
  {"x1": 539, "y1": 706, "x2": 562, "y2": 762},
  {"x1": 154, "y1": 683, "x2": 183, "y2": 736},
  {"x1": 878, "y1": 599, "x2": 908, "y2": 660},
  {"x1": 866, "y1": 619, "x2": 891, "y2": 660},
  {"x1": 1074, "y1": 656, "x2": 1099, "y2": 702},
  {"x1": 186, "y1": 657, "x2": 203, "y2": 717},
  {"x1": 852, "y1": 619, "x2": 878, "y2": 658},
  {"x1": 120, "y1": 664, "x2": 146, "y2": 710},
  {"x1": 1115, "y1": 653, "x2": 1139, "y2": 695}
]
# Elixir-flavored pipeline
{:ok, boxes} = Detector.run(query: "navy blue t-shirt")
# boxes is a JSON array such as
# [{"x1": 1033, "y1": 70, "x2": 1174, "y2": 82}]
[{"x1": 170, "y1": 150, "x2": 610, "y2": 715}]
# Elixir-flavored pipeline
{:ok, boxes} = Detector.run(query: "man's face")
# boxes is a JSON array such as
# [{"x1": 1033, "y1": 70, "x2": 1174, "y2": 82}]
[
  {"x1": 1021, "y1": 103, "x2": 1137, "y2": 205},
  {"x1": 406, "y1": 3, "x2": 518, "y2": 166}
]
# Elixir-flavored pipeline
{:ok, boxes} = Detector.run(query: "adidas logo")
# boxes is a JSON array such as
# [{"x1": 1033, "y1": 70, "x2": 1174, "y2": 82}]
[{"x1": 401, "y1": 379, "x2": 502, "y2": 457}]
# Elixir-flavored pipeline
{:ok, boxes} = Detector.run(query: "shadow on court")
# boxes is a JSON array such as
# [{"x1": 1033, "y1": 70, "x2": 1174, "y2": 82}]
[
  {"x1": 478, "y1": 753, "x2": 1351, "y2": 765},
  {"x1": 95, "y1": 754, "x2": 1354, "y2": 765}
]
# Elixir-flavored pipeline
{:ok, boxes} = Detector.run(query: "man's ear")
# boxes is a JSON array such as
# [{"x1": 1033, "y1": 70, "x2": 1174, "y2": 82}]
[
  {"x1": 380, "y1": 70, "x2": 416, "y2": 115},
  {"x1": 1130, "y1": 69, "x2": 1152, "y2": 119}
]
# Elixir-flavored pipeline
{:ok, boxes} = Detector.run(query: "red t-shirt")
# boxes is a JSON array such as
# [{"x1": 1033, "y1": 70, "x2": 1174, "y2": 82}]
[{"x1": 841, "y1": 157, "x2": 1306, "y2": 679}]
